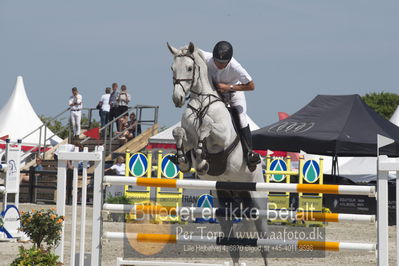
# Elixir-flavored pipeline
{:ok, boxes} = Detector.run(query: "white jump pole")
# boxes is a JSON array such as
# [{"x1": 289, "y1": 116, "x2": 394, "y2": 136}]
[
  {"x1": 102, "y1": 203, "x2": 376, "y2": 223},
  {"x1": 103, "y1": 176, "x2": 376, "y2": 196},
  {"x1": 79, "y1": 147, "x2": 89, "y2": 266},
  {"x1": 103, "y1": 232, "x2": 376, "y2": 252},
  {"x1": 55, "y1": 145, "x2": 69, "y2": 263},
  {"x1": 376, "y1": 134, "x2": 394, "y2": 266},
  {"x1": 91, "y1": 146, "x2": 104, "y2": 266},
  {"x1": 70, "y1": 147, "x2": 80, "y2": 266},
  {"x1": 55, "y1": 145, "x2": 104, "y2": 265},
  {"x1": 116, "y1": 257, "x2": 236, "y2": 266}
]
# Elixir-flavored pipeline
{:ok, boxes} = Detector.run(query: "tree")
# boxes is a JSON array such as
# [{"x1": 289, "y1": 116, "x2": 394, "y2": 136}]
[
  {"x1": 39, "y1": 115, "x2": 69, "y2": 139},
  {"x1": 361, "y1": 92, "x2": 399, "y2": 120}
]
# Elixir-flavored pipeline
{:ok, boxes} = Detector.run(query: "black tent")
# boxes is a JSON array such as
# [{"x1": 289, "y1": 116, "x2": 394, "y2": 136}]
[{"x1": 252, "y1": 94, "x2": 399, "y2": 157}]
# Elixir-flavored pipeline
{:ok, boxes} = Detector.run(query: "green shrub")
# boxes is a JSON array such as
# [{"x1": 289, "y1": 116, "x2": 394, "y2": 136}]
[
  {"x1": 19, "y1": 208, "x2": 64, "y2": 249},
  {"x1": 12, "y1": 208, "x2": 64, "y2": 266},
  {"x1": 105, "y1": 194, "x2": 131, "y2": 204},
  {"x1": 11, "y1": 246, "x2": 59, "y2": 266},
  {"x1": 105, "y1": 195, "x2": 131, "y2": 222}
]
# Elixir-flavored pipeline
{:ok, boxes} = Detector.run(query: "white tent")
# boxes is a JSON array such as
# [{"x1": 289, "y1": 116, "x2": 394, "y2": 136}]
[
  {"x1": 390, "y1": 105, "x2": 399, "y2": 126},
  {"x1": 304, "y1": 105, "x2": 399, "y2": 182},
  {"x1": 0, "y1": 76, "x2": 62, "y2": 147},
  {"x1": 149, "y1": 115, "x2": 260, "y2": 145}
]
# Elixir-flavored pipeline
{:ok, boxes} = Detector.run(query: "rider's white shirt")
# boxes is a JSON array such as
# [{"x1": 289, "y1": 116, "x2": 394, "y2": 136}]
[{"x1": 200, "y1": 49, "x2": 251, "y2": 128}]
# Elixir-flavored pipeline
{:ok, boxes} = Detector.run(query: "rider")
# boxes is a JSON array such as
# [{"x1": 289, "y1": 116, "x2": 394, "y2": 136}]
[{"x1": 200, "y1": 41, "x2": 261, "y2": 171}]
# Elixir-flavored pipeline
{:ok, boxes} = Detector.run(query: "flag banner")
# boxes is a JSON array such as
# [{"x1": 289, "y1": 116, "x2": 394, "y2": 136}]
[{"x1": 83, "y1": 128, "x2": 100, "y2": 140}]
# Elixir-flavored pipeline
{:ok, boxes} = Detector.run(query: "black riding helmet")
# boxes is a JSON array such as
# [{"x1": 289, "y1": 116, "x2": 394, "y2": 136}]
[{"x1": 213, "y1": 41, "x2": 233, "y2": 63}]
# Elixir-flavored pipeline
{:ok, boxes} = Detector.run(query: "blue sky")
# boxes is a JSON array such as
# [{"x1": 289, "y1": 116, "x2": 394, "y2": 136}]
[{"x1": 0, "y1": 0, "x2": 398, "y2": 128}]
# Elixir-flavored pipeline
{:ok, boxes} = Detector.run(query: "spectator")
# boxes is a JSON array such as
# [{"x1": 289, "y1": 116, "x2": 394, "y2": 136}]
[
  {"x1": 105, "y1": 156, "x2": 125, "y2": 176},
  {"x1": 108, "y1": 82, "x2": 119, "y2": 131},
  {"x1": 34, "y1": 156, "x2": 43, "y2": 171},
  {"x1": 98, "y1": 87, "x2": 111, "y2": 128},
  {"x1": 68, "y1": 87, "x2": 83, "y2": 139},
  {"x1": 104, "y1": 156, "x2": 126, "y2": 197},
  {"x1": 19, "y1": 156, "x2": 43, "y2": 183},
  {"x1": 117, "y1": 84, "x2": 131, "y2": 118},
  {"x1": 128, "y1": 112, "x2": 141, "y2": 137},
  {"x1": 116, "y1": 116, "x2": 132, "y2": 144}
]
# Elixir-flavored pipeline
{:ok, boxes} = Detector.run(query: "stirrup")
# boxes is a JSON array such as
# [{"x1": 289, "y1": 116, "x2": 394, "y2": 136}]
[
  {"x1": 248, "y1": 152, "x2": 261, "y2": 164},
  {"x1": 247, "y1": 152, "x2": 261, "y2": 172}
]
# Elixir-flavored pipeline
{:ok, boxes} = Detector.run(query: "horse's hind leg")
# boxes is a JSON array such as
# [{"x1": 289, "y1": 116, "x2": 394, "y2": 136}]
[
  {"x1": 214, "y1": 190, "x2": 240, "y2": 266},
  {"x1": 230, "y1": 191, "x2": 269, "y2": 266},
  {"x1": 194, "y1": 139, "x2": 209, "y2": 175},
  {"x1": 251, "y1": 192, "x2": 268, "y2": 266},
  {"x1": 227, "y1": 191, "x2": 268, "y2": 265}
]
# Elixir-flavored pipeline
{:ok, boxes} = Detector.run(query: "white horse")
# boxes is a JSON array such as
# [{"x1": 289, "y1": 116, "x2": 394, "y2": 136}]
[{"x1": 167, "y1": 42, "x2": 268, "y2": 265}]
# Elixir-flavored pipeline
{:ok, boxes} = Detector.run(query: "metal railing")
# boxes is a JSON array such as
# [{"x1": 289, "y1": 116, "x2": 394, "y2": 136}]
[
  {"x1": 20, "y1": 108, "x2": 71, "y2": 161},
  {"x1": 21, "y1": 107, "x2": 106, "y2": 160},
  {"x1": 12, "y1": 104, "x2": 158, "y2": 166},
  {"x1": 80, "y1": 105, "x2": 159, "y2": 157}
]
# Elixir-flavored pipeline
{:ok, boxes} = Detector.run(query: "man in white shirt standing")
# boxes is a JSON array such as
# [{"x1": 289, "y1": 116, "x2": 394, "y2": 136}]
[
  {"x1": 69, "y1": 87, "x2": 83, "y2": 139},
  {"x1": 200, "y1": 41, "x2": 260, "y2": 171}
]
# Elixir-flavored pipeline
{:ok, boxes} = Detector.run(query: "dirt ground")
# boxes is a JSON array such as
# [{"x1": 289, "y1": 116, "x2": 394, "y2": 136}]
[{"x1": 0, "y1": 203, "x2": 396, "y2": 266}]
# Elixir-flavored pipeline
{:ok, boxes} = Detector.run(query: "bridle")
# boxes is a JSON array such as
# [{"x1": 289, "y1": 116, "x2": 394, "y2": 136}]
[
  {"x1": 172, "y1": 53, "x2": 224, "y2": 128},
  {"x1": 172, "y1": 54, "x2": 198, "y2": 95},
  {"x1": 171, "y1": 50, "x2": 239, "y2": 165}
]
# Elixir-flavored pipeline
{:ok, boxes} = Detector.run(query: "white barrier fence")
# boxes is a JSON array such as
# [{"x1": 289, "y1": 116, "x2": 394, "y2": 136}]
[
  {"x1": 1, "y1": 139, "x2": 21, "y2": 210},
  {"x1": 102, "y1": 203, "x2": 376, "y2": 223},
  {"x1": 0, "y1": 139, "x2": 24, "y2": 241},
  {"x1": 55, "y1": 135, "x2": 398, "y2": 266}
]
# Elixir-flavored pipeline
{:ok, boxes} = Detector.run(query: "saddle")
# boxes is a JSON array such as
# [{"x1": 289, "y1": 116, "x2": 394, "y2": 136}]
[
  {"x1": 200, "y1": 135, "x2": 240, "y2": 176},
  {"x1": 170, "y1": 102, "x2": 257, "y2": 176}
]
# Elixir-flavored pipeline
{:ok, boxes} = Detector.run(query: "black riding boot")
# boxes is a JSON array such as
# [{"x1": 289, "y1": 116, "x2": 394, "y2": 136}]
[{"x1": 239, "y1": 125, "x2": 261, "y2": 172}]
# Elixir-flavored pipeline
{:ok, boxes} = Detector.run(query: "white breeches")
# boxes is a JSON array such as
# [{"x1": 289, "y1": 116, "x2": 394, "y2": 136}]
[
  {"x1": 223, "y1": 91, "x2": 248, "y2": 128},
  {"x1": 70, "y1": 111, "x2": 81, "y2": 135}
]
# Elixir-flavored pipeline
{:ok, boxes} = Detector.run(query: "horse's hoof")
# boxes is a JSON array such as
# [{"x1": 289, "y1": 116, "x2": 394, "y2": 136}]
[
  {"x1": 197, "y1": 161, "x2": 209, "y2": 175},
  {"x1": 248, "y1": 164, "x2": 257, "y2": 172},
  {"x1": 177, "y1": 156, "x2": 186, "y2": 164},
  {"x1": 180, "y1": 166, "x2": 191, "y2": 173}
]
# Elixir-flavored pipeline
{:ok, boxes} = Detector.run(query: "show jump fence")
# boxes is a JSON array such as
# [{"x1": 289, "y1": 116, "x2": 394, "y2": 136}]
[
  {"x1": 0, "y1": 139, "x2": 25, "y2": 241},
  {"x1": 55, "y1": 135, "x2": 397, "y2": 266}
]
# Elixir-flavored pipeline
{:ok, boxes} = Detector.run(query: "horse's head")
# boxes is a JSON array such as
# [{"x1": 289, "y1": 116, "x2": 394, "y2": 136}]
[{"x1": 167, "y1": 42, "x2": 200, "y2": 108}]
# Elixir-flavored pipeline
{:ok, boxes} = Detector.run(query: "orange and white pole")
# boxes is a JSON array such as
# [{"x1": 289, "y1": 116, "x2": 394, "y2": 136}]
[
  {"x1": 103, "y1": 176, "x2": 376, "y2": 196},
  {"x1": 103, "y1": 232, "x2": 376, "y2": 252}
]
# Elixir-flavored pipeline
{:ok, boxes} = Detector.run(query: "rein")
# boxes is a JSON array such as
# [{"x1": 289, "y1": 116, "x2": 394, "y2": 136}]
[
  {"x1": 172, "y1": 51, "x2": 239, "y2": 176},
  {"x1": 188, "y1": 95, "x2": 222, "y2": 128},
  {"x1": 173, "y1": 54, "x2": 198, "y2": 95},
  {"x1": 173, "y1": 53, "x2": 224, "y2": 127}
]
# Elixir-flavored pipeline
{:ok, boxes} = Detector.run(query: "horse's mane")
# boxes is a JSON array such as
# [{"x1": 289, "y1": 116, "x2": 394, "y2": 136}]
[
  {"x1": 197, "y1": 49, "x2": 206, "y2": 63},
  {"x1": 178, "y1": 45, "x2": 207, "y2": 66},
  {"x1": 176, "y1": 44, "x2": 212, "y2": 90}
]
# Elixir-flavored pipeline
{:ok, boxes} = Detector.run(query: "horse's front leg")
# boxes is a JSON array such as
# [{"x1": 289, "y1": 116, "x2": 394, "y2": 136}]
[{"x1": 172, "y1": 127, "x2": 192, "y2": 173}]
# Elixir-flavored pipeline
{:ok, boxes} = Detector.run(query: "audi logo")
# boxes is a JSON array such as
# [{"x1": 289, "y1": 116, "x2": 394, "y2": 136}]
[{"x1": 267, "y1": 121, "x2": 315, "y2": 134}]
